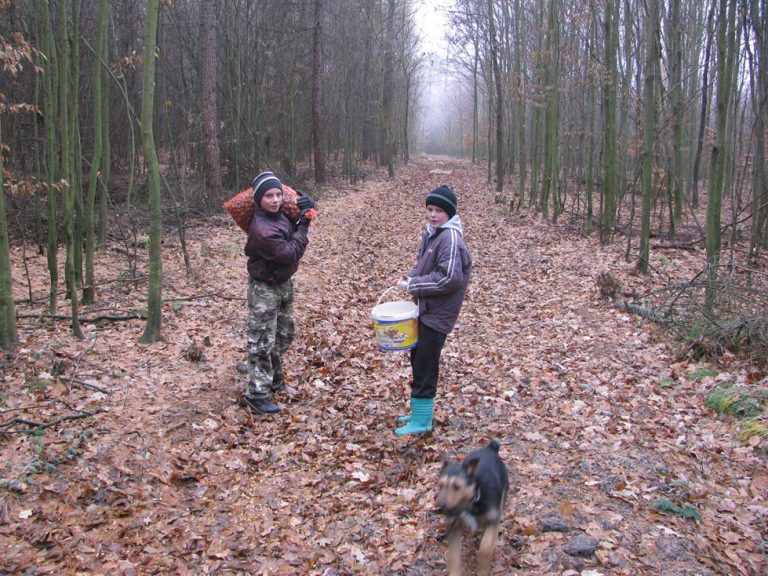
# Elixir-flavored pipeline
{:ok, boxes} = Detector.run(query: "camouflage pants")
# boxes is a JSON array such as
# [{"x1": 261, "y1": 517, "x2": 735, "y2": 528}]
[{"x1": 246, "y1": 277, "x2": 295, "y2": 399}]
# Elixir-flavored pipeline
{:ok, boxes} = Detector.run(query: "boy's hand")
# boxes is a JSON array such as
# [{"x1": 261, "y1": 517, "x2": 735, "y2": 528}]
[
  {"x1": 297, "y1": 214, "x2": 311, "y2": 229},
  {"x1": 296, "y1": 195, "x2": 316, "y2": 211},
  {"x1": 397, "y1": 277, "x2": 410, "y2": 289}
]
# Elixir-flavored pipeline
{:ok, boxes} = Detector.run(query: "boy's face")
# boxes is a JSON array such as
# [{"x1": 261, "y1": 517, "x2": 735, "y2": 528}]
[
  {"x1": 260, "y1": 187, "x2": 284, "y2": 213},
  {"x1": 426, "y1": 205, "x2": 450, "y2": 228}
]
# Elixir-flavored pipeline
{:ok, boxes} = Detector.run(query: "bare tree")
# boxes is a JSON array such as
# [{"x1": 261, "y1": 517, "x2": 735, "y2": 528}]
[
  {"x1": 706, "y1": 0, "x2": 737, "y2": 308},
  {"x1": 139, "y1": 0, "x2": 164, "y2": 344},
  {"x1": 600, "y1": 0, "x2": 618, "y2": 244},
  {"x1": 59, "y1": 0, "x2": 84, "y2": 339},
  {"x1": 0, "y1": 113, "x2": 16, "y2": 349},
  {"x1": 637, "y1": 0, "x2": 660, "y2": 274},
  {"x1": 749, "y1": 0, "x2": 768, "y2": 259},
  {"x1": 487, "y1": 0, "x2": 504, "y2": 192},
  {"x1": 312, "y1": 0, "x2": 327, "y2": 183},
  {"x1": 83, "y1": 0, "x2": 109, "y2": 305},
  {"x1": 381, "y1": 0, "x2": 396, "y2": 177},
  {"x1": 201, "y1": 0, "x2": 223, "y2": 205}
]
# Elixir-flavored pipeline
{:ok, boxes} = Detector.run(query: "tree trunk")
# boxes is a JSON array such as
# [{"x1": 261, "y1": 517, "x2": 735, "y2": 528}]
[
  {"x1": 404, "y1": 73, "x2": 411, "y2": 162},
  {"x1": 33, "y1": 17, "x2": 43, "y2": 252},
  {"x1": 70, "y1": 0, "x2": 83, "y2": 289},
  {"x1": 472, "y1": 35, "x2": 479, "y2": 163},
  {"x1": 600, "y1": 0, "x2": 618, "y2": 244},
  {"x1": 0, "y1": 114, "x2": 17, "y2": 349},
  {"x1": 487, "y1": 0, "x2": 504, "y2": 192},
  {"x1": 139, "y1": 0, "x2": 164, "y2": 344},
  {"x1": 667, "y1": 0, "x2": 683, "y2": 230},
  {"x1": 692, "y1": 2, "x2": 716, "y2": 210},
  {"x1": 749, "y1": 0, "x2": 767, "y2": 260},
  {"x1": 541, "y1": 0, "x2": 560, "y2": 221},
  {"x1": 586, "y1": 49, "x2": 596, "y2": 236},
  {"x1": 42, "y1": 0, "x2": 58, "y2": 315},
  {"x1": 312, "y1": 0, "x2": 326, "y2": 183},
  {"x1": 637, "y1": 0, "x2": 659, "y2": 274},
  {"x1": 201, "y1": 0, "x2": 223, "y2": 206},
  {"x1": 59, "y1": 0, "x2": 84, "y2": 339},
  {"x1": 381, "y1": 0, "x2": 395, "y2": 178},
  {"x1": 487, "y1": 88, "x2": 493, "y2": 184},
  {"x1": 706, "y1": 0, "x2": 735, "y2": 309},
  {"x1": 83, "y1": 0, "x2": 108, "y2": 306},
  {"x1": 514, "y1": 0, "x2": 526, "y2": 209},
  {"x1": 97, "y1": 16, "x2": 110, "y2": 247}
]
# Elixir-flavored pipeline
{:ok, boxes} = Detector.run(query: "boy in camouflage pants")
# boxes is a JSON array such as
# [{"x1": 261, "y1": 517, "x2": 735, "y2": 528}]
[
  {"x1": 246, "y1": 278, "x2": 295, "y2": 400},
  {"x1": 243, "y1": 171, "x2": 314, "y2": 414}
]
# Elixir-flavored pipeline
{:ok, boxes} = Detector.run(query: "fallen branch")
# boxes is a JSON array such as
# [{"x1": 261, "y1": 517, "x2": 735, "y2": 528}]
[
  {"x1": 652, "y1": 242, "x2": 701, "y2": 251},
  {"x1": 0, "y1": 408, "x2": 105, "y2": 435},
  {"x1": 614, "y1": 301, "x2": 670, "y2": 325},
  {"x1": 108, "y1": 244, "x2": 147, "y2": 259},
  {"x1": 13, "y1": 274, "x2": 148, "y2": 307},
  {"x1": 63, "y1": 377, "x2": 113, "y2": 394},
  {"x1": 0, "y1": 401, "x2": 58, "y2": 414},
  {"x1": 164, "y1": 289, "x2": 235, "y2": 302},
  {"x1": 16, "y1": 312, "x2": 145, "y2": 323}
]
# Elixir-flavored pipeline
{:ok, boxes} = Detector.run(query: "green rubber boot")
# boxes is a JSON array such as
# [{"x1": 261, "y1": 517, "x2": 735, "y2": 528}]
[{"x1": 394, "y1": 398, "x2": 434, "y2": 436}]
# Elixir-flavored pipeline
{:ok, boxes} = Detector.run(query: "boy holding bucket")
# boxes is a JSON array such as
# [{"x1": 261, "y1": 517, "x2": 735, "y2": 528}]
[{"x1": 394, "y1": 184, "x2": 472, "y2": 435}]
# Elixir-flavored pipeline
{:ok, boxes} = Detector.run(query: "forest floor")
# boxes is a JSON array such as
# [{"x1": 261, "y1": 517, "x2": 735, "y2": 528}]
[{"x1": 1, "y1": 157, "x2": 766, "y2": 576}]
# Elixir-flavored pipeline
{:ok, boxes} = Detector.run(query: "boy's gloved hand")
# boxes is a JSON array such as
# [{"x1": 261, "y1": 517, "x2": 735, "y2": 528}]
[
  {"x1": 296, "y1": 195, "x2": 316, "y2": 211},
  {"x1": 397, "y1": 277, "x2": 410, "y2": 289},
  {"x1": 296, "y1": 215, "x2": 310, "y2": 230},
  {"x1": 298, "y1": 211, "x2": 313, "y2": 227}
]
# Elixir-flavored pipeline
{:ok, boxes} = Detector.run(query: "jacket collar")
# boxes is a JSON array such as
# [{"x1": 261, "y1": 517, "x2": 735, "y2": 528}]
[{"x1": 426, "y1": 214, "x2": 464, "y2": 237}]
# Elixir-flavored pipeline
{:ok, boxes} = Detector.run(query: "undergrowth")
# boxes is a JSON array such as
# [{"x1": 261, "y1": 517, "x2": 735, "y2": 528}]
[
  {"x1": 631, "y1": 264, "x2": 768, "y2": 366},
  {"x1": 705, "y1": 383, "x2": 767, "y2": 446},
  {"x1": 705, "y1": 385, "x2": 764, "y2": 419},
  {"x1": 649, "y1": 476, "x2": 702, "y2": 522}
]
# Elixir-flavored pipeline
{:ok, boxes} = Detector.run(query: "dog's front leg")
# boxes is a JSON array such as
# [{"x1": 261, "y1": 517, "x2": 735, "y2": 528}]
[
  {"x1": 476, "y1": 523, "x2": 499, "y2": 576},
  {"x1": 446, "y1": 525, "x2": 463, "y2": 576}
]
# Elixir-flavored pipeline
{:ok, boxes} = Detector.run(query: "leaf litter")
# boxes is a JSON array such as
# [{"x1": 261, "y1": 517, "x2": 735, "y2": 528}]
[{"x1": 1, "y1": 157, "x2": 766, "y2": 575}]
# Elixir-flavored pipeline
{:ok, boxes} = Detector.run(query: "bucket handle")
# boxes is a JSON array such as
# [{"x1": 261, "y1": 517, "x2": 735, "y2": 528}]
[
  {"x1": 377, "y1": 285, "x2": 418, "y2": 307},
  {"x1": 376, "y1": 286, "x2": 400, "y2": 306}
]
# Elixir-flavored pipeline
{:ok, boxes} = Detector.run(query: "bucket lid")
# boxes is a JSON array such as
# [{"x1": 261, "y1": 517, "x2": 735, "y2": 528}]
[{"x1": 372, "y1": 300, "x2": 418, "y2": 320}]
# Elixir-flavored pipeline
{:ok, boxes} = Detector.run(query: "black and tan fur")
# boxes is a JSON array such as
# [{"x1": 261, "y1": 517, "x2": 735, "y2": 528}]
[{"x1": 435, "y1": 440, "x2": 509, "y2": 576}]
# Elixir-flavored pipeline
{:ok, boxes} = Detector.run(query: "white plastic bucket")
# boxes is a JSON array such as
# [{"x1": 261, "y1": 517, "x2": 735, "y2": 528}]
[{"x1": 372, "y1": 298, "x2": 419, "y2": 352}]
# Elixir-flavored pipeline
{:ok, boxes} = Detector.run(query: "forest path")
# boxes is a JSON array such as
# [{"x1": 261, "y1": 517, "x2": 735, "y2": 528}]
[{"x1": 2, "y1": 157, "x2": 764, "y2": 575}]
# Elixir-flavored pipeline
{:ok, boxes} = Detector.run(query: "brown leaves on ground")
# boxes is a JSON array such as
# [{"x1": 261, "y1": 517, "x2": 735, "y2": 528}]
[{"x1": 1, "y1": 157, "x2": 766, "y2": 575}]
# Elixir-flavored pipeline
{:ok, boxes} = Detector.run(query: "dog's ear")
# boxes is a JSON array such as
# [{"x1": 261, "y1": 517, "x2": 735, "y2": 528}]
[
  {"x1": 439, "y1": 456, "x2": 452, "y2": 473},
  {"x1": 463, "y1": 457, "x2": 480, "y2": 477}
]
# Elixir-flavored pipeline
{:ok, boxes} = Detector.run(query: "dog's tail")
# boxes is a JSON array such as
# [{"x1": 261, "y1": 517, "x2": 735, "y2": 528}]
[{"x1": 488, "y1": 439, "x2": 500, "y2": 452}]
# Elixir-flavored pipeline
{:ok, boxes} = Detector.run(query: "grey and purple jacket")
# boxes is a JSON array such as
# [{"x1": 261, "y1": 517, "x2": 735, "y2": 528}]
[{"x1": 407, "y1": 215, "x2": 472, "y2": 335}]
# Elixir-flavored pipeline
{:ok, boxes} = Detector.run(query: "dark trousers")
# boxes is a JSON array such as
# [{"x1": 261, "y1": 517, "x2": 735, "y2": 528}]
[{"x1": 410, "y1": 320, "x2": 447, "y2": 399}]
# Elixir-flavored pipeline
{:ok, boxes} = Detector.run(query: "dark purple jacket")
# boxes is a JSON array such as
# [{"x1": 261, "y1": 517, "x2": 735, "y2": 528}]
[
  {"x1": 408, "y1": 215, "x2": 472, "y2": 335},
  {"x1": 245, "y1": 207, "x2": 308, "y2": 284}
]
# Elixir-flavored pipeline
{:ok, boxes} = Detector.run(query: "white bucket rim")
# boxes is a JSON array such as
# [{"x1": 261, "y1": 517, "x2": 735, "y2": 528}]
[{"x1": 372, "y1": 300, "x2": 418, "y2": 321}]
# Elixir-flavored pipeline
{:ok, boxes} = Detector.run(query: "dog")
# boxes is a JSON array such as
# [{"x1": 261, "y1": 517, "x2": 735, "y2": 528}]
[{"x1": 435, "y1": 440, "x2": 509, "y2": 576}]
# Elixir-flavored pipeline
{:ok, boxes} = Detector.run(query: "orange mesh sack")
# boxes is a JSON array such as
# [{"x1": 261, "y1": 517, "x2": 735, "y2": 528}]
[
  {"x1": 282, "y1": 184, "x2": 317, "y2": 222},
  {"x1": 223, "y1": 187, "x2": 255, "y2": 232},
  {"x1": 223, "y1": 184, "x2": 317, "y2": 232}
]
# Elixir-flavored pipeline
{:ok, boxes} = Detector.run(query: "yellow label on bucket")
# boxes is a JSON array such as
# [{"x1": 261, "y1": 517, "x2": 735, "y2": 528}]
[{"x1": 372, "y1": 301, "x2": 419, "y2": 352}]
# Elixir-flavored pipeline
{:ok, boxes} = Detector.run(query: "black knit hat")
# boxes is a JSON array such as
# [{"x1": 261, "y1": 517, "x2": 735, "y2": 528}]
[
  {"x1": 252, "y1": 171, "x2": 282, "y2": 205},
  {"x1": 425, "y1": 184, "x2": 457, "y2": 218}
]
